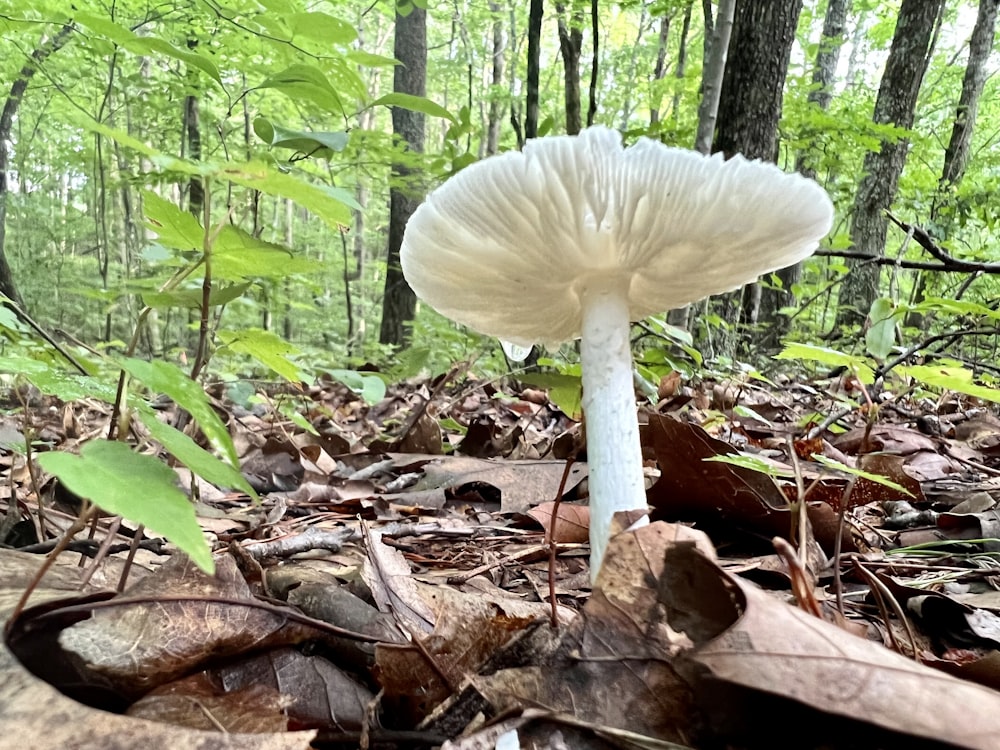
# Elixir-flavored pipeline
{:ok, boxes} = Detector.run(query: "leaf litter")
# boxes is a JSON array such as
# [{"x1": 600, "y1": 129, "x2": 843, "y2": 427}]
[{"x1": 5, "y1": 369, "x2": 1000, "y2": 747}]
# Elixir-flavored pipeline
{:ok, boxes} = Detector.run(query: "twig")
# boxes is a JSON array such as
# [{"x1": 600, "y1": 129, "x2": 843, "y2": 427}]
[{"x1": 547, "y1": 455, "x2": 578, "y2": 628}]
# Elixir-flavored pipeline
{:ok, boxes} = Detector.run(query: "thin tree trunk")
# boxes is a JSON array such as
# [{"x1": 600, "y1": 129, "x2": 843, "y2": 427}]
[
  {"x1": 669, "y1": 0, "x2": 728, "y2": 330},
  {"x1": 0, "y1": 24, "x2": 73, "y2": 312},
  {"x1": 379, "y1": 4, "x2": 427, "y2": 346},
  {"x1": 618, "y1": 1, "x2": 648, "y2": 131},
  {"x1": 694, "y1": 0, "x2": 735, "y2": 155},
  {"x1": 935, "y1": 0, "x2": 997, "y2": 204},
  {"x1": 486, "y1": 1, "x2": 506, "y2": 155},
  {"x1": 556, "y1": 3, "x2": 583, "y2": 135},
  {"x1": 587, "y1": 0, "x2": 598, "y2": 127},
  {"x1": 649, "y1": 14, "x2": 672, "y2": 126},
  {"x1": 525, "y1": 0, "x2": 544, "y2": 141},
  {"x1": 797, "y1": 0, "x2": 850, "y2": 178},
  {"x1": 908, "y1": 0, "x2": 999, "y2": 327},
  {"x1": 836, "y1": 0, "x2": 946, "y2": 328},
  {"x1": 670, "y1": 1, "x2": 694, "y2": 121}
]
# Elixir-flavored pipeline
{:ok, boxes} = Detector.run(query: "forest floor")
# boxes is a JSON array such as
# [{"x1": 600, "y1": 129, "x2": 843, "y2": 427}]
[{"x1": 3, "y1": 367, "x2": 1000, "y2": 749}]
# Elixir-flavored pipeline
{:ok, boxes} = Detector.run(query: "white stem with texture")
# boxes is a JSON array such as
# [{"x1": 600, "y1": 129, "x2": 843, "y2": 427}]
[{"x1": 579, "y1": 280, "x2": 649, "y2": 581}]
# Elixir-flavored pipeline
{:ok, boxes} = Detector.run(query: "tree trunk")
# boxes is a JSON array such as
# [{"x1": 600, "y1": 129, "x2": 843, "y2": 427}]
[
  {"x1": 379, "y1": 3, "x2": 427, "y2": 346},
  {"x1": 760, "y1": 0, "x2": 850, "y2": 342},
  {"x1": 617, "y1": 1, "x2": 647, "y2": 131},
  {"x1": 694, "y1": 0, "x2": 735, "y2": 155},
  {"x1": 714, "y1": 0, "x2": 802, "y2": 162},
  {"x1": 556, "y1": 3, "x2": 583, "y2": 135},
  {"x1": 525, "y1": 0, "x2": 543, "y2": 140},
  {"x1": 711, "y1": 0, "x2": 802, "y2": 343},
  {"x1": 0, "y1": 25, "x2": 73, "y2": 312},
  {"x1": 670, "y1": 0, "x2": 733, "y2": 331},
  {"x1": 587, "y1": 0, "x2": 598, "y2": 127},
  {"x1": 835, "y1": 0, "x2": 945, "y2": 328},
  {"x1": 649, "y1": 14, "x2": 671, "y2": 127},
  {"x1": 934, "y1": 0, "x2": 998, "y2": 211},
  {"x1": 670, "y1": 1, "x2": 694, "y2": 122},
  {"x1": 486, "y1": 1, "x2": 506, "y2": 155},
  {"x1": 797, "y1": 0, "x2": 850, "y2": 181},
  {"x1": 908, "y1": 0, "x2": 998, "y2": 327}
]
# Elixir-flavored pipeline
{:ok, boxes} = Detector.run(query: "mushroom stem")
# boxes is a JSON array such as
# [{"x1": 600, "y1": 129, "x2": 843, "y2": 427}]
[{"x1": 579, "y1": 279, "x2": 649, "y2": 580}]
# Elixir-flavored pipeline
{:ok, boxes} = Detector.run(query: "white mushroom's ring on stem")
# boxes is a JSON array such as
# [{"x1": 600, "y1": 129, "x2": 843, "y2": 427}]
[{"x1": 400, "y1": 126, "x2": 835, "y2": 581}]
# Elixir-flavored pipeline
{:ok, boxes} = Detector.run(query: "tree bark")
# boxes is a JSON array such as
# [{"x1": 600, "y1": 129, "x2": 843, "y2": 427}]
[
  {"x1": 714, "y1": 0, "x2": 802, "y2": 162},
  {"x1": 835, "y1": 0, "x2": 945, "y2": 328},
  {"x1": 556, "y1": 3, "x2": 583, "y2": 135},
  {"x1": 486, "y1": 1, "x2": 506, "y2": 155},
  {"x1": 649, "y1": 14, "x2": 671, "y2": 127},
  {"x1": 525, "y1": 0, "x2": 543, "y2": 140},
  {"x1": 694, "y1": 0, "x2": 735, "y2": 155},
  {"x1": 908, "y1": 0, "x2": 998, "y2": 326},
  {"x1": 379, "y1": 3, "x2": 427, "y2": 346},
  {"x1": 712, "y1": 0, "x2": 802, "y2": 340},
  {"x1": 760, "y1": 0, "x2": 850, "y2": 341},
  {"x1": 936, "y1": 0, "x2": 997, "y2": 205},
  {"x1": 587, "y1": 0, "x2": 598, "y2": 127}
]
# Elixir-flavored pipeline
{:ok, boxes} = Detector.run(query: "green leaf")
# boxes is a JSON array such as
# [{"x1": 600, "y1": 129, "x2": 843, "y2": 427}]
[
  {"x1": 371, "y1": 93, "x2": 457, "y2": 123},
  {"x1": 911, "y1": 297, "x2": 1000, "y2": 321},
  {"x1": 220, "y1": 161, "x2": 354, "y2": 228},
  {"x1": 219, "y1": 328, "x2": 305, "y2": 383},
  {"x1": 288, "y1": 411, "x2": 319, "y2": 435},
  {"x1": 253, "y1": 118, "x2": 349, "y2": 159},
  {"x1": 705, "y1": 454, "x2": 791, "y2": 478},
  {"x1": 809, "y1": 454, "x2": 913, "y2": 496},
  {"x1": 865, "y1": 297, "x2": 898, "y2": 360},
  {"x1": 37, "y1": 441, "x2": 214, "y2": 573},
  {"x1": 120, "y1": 358, "x2": 238, "y2": 467},
  {"x1": 901, "y1": 364, "x2": 1000, "y2": 405},
  {"x1": 212, "y1": 227, "x2": 316, "y2": 279},
  {"x1": 284, "y1": 12, "x2": 357, "y2": 44},
  {"x1": 257, "y1": 64, "x2": 349, "y2": 116},
  {"x1": 0, "y1": 304, "x2": 23, "y2": 332},
  {"x1": 143, "y1": 191, "x2": 203, "y2": 252},
  {"x1": 519, "y1": 372, "x2": 583, "y2": 420},
  {"x1": 774, "y1": 343, "x2": 875, "y2": 384},
  {"x1": 139, "y1": 411, "x2": 257, "y2": 500},
  {"x1": 346, "y1": 50, "x2": 399, "y2": 67},
  {"x1": 75, "y1": 13, "x2": 222, "y2": 85},
  {"x1": 327, "y1": 369, "x2": 387, "y2": 404},
  {"x1": 0, "y1": 357, "x2": 117, "y2": 402},
  {"x1": 141, "y1": 282, "x2": 252, "y2": 309}
]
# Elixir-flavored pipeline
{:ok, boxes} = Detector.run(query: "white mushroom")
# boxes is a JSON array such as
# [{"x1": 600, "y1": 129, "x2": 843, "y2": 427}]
[{"x1": 401, "y1": 126, "x2": 834, "y2": 581}]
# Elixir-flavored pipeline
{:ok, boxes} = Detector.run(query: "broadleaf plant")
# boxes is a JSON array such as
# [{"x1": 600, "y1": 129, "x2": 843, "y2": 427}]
[{"x1": 37, "y1": 441, "x2": 215, "y2": 574}]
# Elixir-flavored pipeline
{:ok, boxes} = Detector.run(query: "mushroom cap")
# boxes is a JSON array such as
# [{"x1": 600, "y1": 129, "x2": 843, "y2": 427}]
[{"x1": 401, "y1": 126, "x2": 834, "y2": 346}]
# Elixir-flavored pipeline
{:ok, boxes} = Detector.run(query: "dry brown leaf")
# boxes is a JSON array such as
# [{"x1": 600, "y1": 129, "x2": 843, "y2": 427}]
[
  {"x1": 55, "y1": 554, "x2": 321, "y2": 698},
  {"x1": 0, "y1": 549, "x2": 316, "y2": 750},
  {"x1": 527, "y1": 501, "x2": 589, "y2": 544},
  {"x1": 362, "y1": 527, "x2": 435, "y2": 634},
  {"x1": 661, "y1": 543, "x2": 1000, "y2": 750},
  {"x1": 409, "y1": 455, "x2": 587, "y2": 513}
]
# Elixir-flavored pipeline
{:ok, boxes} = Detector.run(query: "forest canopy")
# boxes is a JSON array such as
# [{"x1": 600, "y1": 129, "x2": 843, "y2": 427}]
[{"x1": 0, "y1": 0, "x2": 998, "y2": 378}]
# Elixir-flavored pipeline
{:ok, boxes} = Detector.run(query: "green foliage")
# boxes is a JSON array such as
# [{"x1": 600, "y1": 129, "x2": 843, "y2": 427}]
[
  {"x1": 37, "y1": 440, "x2": 215, "y2": 573},
  {"x1": 775, "y1": 343, "x2": 876, "y2": 384},
  {"x1": 865, "y1": 297, "x2": 901, "y2": 360},
  {"x1": 120, "y1": 357, "x2": 238, "y2": 465},
  {"x1": 218, "y1": 328, "x2": 305, "y2": 383},
  {"x1": 253, "y1": 118, "x2": 349, "y2": 161},
  {"x1": 901, "y1": 363, "x2": 1000, "y2": 405}
]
